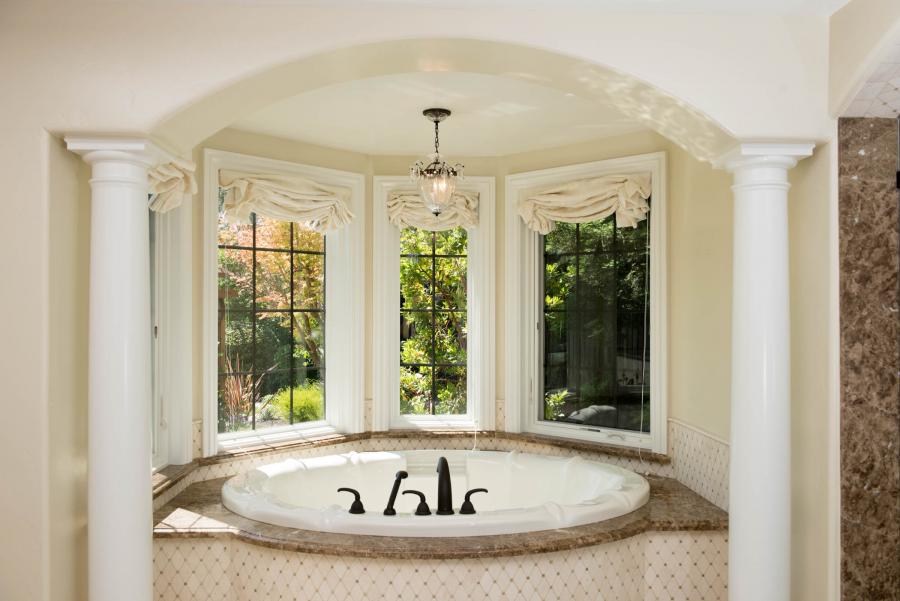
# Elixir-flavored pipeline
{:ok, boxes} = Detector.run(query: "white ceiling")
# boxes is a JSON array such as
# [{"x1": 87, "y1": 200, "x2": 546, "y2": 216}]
[
  {"x1": 201, "y1": 0, "x2": 850, "y2": 16},
  {"x1": 232, "y1": 72, "x2": 648, "y2": 157},
  {"x1": 842, "y1": 40, "x2": 900, "y2": 118}
]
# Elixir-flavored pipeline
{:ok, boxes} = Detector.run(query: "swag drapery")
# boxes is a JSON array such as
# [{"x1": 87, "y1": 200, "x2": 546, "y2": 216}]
[
  {"x1": 518, "y1": 172, "x2": 651, "y2": 234},
  {"x1": 386, "y1": 190, "x2": 479, "y2": 232},
  {"x1": 148, "y1": 157, "x2": 197, "y2": 213},
  {"x1": 218, "y1": 169, "x2": 354, "y2": 233}
]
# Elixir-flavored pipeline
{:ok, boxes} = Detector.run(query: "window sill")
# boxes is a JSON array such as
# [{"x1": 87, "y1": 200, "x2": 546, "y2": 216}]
[{"x1": 216, "y1": 422, "x2": 343, "y2": 454}]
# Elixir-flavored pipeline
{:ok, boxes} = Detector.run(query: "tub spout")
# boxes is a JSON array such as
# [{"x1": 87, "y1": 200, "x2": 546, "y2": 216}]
[{"x1": 436, "y1": 456, "x2": 454, "y2": 515}]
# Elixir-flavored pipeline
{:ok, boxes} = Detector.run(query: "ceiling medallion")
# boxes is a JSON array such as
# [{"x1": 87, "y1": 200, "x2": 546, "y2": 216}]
[{"x1": 410, "y1": 108, "x2": 464, "y2": 216}]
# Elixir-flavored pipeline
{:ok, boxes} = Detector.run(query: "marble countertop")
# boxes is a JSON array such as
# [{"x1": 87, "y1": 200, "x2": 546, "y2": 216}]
[{"x1": 153, "y1": 475, "x2": 726, "y2": 559}]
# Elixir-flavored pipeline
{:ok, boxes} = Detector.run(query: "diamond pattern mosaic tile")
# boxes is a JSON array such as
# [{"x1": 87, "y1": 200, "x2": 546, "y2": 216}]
[
  {"x1": 155, "y1": 532, "x2": 726, "y2": 601},
  {"x1": 669, "y1": 421, "x2": 729, "y2": 510}
]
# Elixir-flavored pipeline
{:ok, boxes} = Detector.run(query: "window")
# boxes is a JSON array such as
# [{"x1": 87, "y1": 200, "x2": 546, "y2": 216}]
[
  {"x1": 541, "y1": 220, "x2": 650, "y2": 432},
  {"x1": 399, "y1": 228, "x2": 468, "y2": 416},
  {"x1": 203, "y1": 150, "x2": 365, "y2": 454},
  {"x1": 505, "y1": 153, "x2": 667, "y2": 452},
  {"x1": 216, "y1": 210, "x2": 326, "y2": 433},
  {"x1": 373, "y1": 177, "x2": 495, "y2": 431}
]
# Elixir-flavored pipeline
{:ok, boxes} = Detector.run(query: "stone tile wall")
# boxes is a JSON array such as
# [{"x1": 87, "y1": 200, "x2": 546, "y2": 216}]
[{"x1": 838, "y1": 117, "x2": 900, "y2": 599}]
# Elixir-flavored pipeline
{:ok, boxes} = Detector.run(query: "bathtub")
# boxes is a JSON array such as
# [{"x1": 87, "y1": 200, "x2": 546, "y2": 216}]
[{"x1": 222, "y1": 449, "x2": 650, "y2": 537}]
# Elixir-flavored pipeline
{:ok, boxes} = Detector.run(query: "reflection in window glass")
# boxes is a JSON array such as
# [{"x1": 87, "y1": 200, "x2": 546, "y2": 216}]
[
  {"x1": 541, "y1": 214, "x2": 650, "y2": 432},
  {"x1": 399, "y1": 228, "x2": 468, "y2": 416},
  {"x1": 217, "y1": 191, "x2": 325, "y2": 433}
]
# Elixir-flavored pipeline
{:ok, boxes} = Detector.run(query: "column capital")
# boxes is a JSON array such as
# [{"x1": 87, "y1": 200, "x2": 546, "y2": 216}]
[
  {"x1": 713, "y1": 142, "x2": 815, "y2": 172},
  {"x1": 64, "y1": 136, "x2": 176, "y2": 168}
]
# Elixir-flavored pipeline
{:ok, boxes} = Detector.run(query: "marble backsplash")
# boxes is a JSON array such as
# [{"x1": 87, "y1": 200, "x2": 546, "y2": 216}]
[{"x1": 838, "y1": 117, "x2": 900, "y2": 600}]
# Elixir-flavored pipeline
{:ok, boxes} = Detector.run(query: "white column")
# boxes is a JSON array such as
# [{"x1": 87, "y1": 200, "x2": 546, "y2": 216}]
[
  {"x1": 715, "y1": 143, "x2": 813, "y2": 601},
  {"x1": 66, "y1": 137, "x2": 173, "y2": 601}
]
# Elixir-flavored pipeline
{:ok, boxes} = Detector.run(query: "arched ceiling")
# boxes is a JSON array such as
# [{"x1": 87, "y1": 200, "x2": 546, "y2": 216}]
[
  {"x1": 153, "y1": 39, "x2": 736, "y2": 162},
  {"x1": 231, "y1": 72, "x2": 647, "y2": 157}
]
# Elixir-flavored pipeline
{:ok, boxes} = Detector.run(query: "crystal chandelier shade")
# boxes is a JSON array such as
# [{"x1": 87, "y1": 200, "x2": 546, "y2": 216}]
[{"x1": 410, "y1": 108, "x2": 464, "y2": 216}]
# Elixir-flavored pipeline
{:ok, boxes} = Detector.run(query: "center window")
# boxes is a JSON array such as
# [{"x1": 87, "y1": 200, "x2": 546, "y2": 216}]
[
  {"x1": 372, "y1": 176, "x2": 495, "y2": 431},
  {"x1": 399, "y1": 228, "x2": 468, "y2": 416}
]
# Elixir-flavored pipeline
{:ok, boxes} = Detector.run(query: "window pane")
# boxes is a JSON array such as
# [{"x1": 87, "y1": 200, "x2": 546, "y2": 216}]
[
  {"x1": 218, "y1": 373, "x2": 253, "y2": 434},
  {"x1": 434, "y1": 257, "x2": 466, "y2": 310},
  {"x1": 434, "y1": 312, "x2": 466, "y2": 364},
  {"x1": 293, "y1": 224, "x2": 325, "y2": 253},
  {"x1": 434, "y1": 228, "x2": 467, "y2": 256},
  {"x1": 255, "y1": 215, "x2": 292, "y2": 250},
  {"x1": 255, "y1": 370, "x2": 292, "y2": 430},
  {"x1": 400, "y1": 257, "x2": 432, "y2": 309},
  {"x1": 294, "y1": 254, "x2": 324, "y2": 310},
  {"x1": 541, "y1": 217, "x2": 650, "y2": 433},
  {"x1": 217, "y1": 212, "x2": 252, "y2": 248},
  {"x1": 218, "y1": 248, "x2": 253, "y2": 311},
  {"x1": 255, "y1": 312, "x2": 292, "y2": 372},
  {"x1": 293, "y1": 311, "x2": 325, "y2": 368},
  {"x1": 400, "y1": 228, "x2": 432, "y2": 256},
  {"x1": 399, "y1": 227, "x2": 468, "y2": 416},
  {"x1": 254, "y1": 250, "x2": 292, "y2": 310},
  {"x1": 400, "y1": 311, "x2": 432, "y2": 364},
  {"x1": 400, "y1": 365, "x2": 432, "y2": 415},
  {"x1": 219, "y1": 311, "x2": 253, "y2": 373},
  {"x1": 544, "y1": 222, "x2": 577, "y2": 254},
  {"x1": 434, "y1": 366, "x2": 466, "y2": 415}
]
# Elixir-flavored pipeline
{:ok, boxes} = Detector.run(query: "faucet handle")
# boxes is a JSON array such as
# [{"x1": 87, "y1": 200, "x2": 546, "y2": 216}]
[
  {"x1": 459, "y1": 488, "x2": 488, "y2": 515},
  {"x1": 402, "y1": 490, "x2": 432, "y2": 516},
  {"x1": 337, "y1": 487, "x2": 365, "y2": 514}
]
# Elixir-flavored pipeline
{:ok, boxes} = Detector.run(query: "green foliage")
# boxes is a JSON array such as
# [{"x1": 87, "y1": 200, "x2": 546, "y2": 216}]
[
  {"x1": 544, "y1": 389, "x2": 569, "y2": 420},
  {"x1": 271, "y1": 382, "x2": 325, "y2": 424}
]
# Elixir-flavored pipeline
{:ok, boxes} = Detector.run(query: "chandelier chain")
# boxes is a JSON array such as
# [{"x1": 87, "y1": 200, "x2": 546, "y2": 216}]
[{"x1": 434, "y1": 120, "x2": 440, "y2": 155}]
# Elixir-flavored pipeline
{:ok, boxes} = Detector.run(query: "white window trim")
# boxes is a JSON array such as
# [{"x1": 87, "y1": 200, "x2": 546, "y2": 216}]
[
  {"x1": 372, "y1": 176, "x2": 495, "y2": 432},
  {"x1": 150, "y1": 200, "x2": 194, "y2": 470},
  {"x1": 202, "y1": 149, "x2": 365, "y2": 456},
  {"x1": 504, "y1": 152, "x2": 668, "y2": 453}
]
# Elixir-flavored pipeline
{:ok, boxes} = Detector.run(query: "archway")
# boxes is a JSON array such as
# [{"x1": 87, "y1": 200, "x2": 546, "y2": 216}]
[{"x1": 151, "y1": 38, "x2": 736, "y2": 163}]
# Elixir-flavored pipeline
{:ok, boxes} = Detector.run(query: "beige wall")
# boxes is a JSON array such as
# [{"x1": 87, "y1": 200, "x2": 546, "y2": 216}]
[
  {"x1": 196, "y1": 127, "x2": 734, "y2": 440},
  {"x1": 788, "y1": 142, "x2": 838, "y2": 601},
  {"x1": 47, "y1": 137, "x2": 90, "y2": 601}
]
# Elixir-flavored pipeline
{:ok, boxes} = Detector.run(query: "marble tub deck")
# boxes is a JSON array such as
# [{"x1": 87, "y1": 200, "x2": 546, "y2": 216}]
[{"x1": 154, "y1": 475, "x2": 727, "y2": 559}]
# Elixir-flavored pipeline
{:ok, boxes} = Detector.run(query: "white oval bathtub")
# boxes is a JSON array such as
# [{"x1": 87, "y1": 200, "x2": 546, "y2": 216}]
[{"x1": 222, "y1": 449, "x2": 649, "y2": 537}]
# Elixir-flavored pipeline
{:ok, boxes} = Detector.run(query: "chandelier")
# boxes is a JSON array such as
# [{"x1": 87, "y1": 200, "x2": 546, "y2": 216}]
[{"x1": 410, "y1": 108, "x2": 464, "y2": 216}]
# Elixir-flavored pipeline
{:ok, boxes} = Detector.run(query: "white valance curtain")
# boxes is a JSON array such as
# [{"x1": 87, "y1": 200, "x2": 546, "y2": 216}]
[
  {"x1": 518, "y1": 172, "x2": 651, "y2": 234},
  {"x1": 218, "y1": 169, "x2": 354, "y2": 233},
  {"x1": 148, "y1": 157, "x2": 197, "y2": 213},
  {"x1": 386, "y1": 190, "x2": 479, "y2": 231}
]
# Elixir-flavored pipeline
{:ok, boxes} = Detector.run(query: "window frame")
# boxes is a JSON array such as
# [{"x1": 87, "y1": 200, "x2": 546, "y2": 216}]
[
  {"x1": 372, "y1": 176, "x2": 495, "y2": 431},
  {"x1": 504, "y1": 153, "x2": 668, "y2": 453},
  {"x1": 202, "y1": 149, "x2": 365, "y2": 455}
]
